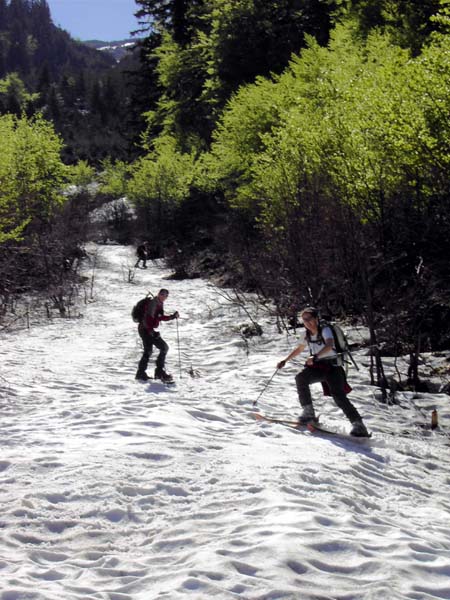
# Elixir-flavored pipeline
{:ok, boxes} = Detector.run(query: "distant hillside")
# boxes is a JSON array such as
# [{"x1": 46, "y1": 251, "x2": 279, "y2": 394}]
[
  {"x1": 84, "y1": 39, "x2": 138, "y2": 62},
  {"x1": 0, "y1": 0, "x2": 144, "y2": 164},
  {"x1": 0, "y1": 0, "x2": 115, "y2": 83}
]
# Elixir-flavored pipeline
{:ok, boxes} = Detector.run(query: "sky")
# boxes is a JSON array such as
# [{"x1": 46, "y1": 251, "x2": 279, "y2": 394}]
[
  {"x1": 46, "y1": 0, "x2": 140, "y2": 41},
  {"x1": 1, "y1": 240, "x2": 450, "y2": 599}
]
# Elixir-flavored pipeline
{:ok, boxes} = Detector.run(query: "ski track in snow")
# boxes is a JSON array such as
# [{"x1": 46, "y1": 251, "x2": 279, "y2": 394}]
[{"x1": 1, "y1": 244, "x2": 450, "y2": 600}]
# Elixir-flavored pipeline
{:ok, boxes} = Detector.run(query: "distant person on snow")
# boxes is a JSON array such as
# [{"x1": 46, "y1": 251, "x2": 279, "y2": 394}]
[
  {"x1": 135, "y1": 242, "x2": 150, "y2": 269},
  {"x1": 277, "y1": 306, "x2": 369, "y2": 437},
  {"x1": 135, "y1": 289, "x2": 179, "y2": 383}
]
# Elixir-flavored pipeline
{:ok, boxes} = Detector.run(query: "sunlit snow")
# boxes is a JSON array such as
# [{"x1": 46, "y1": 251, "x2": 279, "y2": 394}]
[{"x1": 1, "y1": 244, "x2": 450, "y2": 600}]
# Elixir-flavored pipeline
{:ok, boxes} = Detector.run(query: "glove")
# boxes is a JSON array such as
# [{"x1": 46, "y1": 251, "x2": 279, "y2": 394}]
[
  {"x1": 172, "y1": 311, "x2": 179, "y2": 320},
  {"x1": 277, "y1": 360, "x2": 286, "y2": 369}
]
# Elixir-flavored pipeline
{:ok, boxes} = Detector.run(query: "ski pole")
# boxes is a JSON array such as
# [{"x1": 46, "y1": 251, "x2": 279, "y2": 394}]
[
  {"x1": 335, "y1": 350, "x2": 359, "y2": 371},
  {"x1": 253, "y1": 368, "x2": 279, "y2": 406},
  {"x1": 176, "y1": 316, "x2": 182, "y2": 379}
]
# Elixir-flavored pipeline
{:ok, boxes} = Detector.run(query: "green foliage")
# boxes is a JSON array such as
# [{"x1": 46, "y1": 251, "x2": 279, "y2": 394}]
[
  {"x1": 127, "y1": 135, "x2": 197, "y2": 245},
  {"x1": 195, "y1": 21, "x2": 450, "y2": 320},
  {"x1": 430, "y1": 0, "x2": 450, "y2": 33},
  {"x1": 146, "y1": 31, "x2": 212, "y2": 148},
  {"x1": 306, "y1": 29, "x2": 422, "y2": 221},
  {"x1": 0, "y1": 72, "x2": 38, "y2": 114},
  {"x1": 134, "y1": 0, "x2": 204, "y2": 45},
  {"x1": 197, "y1": 75, "x2": 287, "y2": 207},
  {"x1": 99, "y1": 158, "x2": 131, "y2": 198},
  {"x1": 341, "y1": 0, "x2": 443, "y2": 53},
  {"x1": 207, "y1": 24, "x2": 450, "y2": 233},
  {"x1": 206, "y1": 0, "x2": 334, "y2": 98},
  {"x1": 0, "y1": 113, "x2": 66, "y2": 243},
  {"x1": 137, "y1": 0, "x2": 337, "y2": 151},
  {"x1": 67, "y1": 160, "x2": 96, "y2": 188},
  {"x1": 404, "y1": 35, "x2": 450, "y2": 207},
  {"x1": 128, "y1": 135, "x2": 195, "y2": 207},
  {"x1": 132, "y1": 3, "x2": 450, "y2": 353}
]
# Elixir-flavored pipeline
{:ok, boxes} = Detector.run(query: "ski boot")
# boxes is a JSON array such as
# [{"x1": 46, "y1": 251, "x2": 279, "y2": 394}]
[
  {"x1": 154, "y1": 368, "x2": 174, "y2": 384},
  {"x1": 135, "y1": 371, "x2": 151, "y2": 381},
  {"x1": 350, "y1": 419, "x2": 370, "y2": 437},
  {"x1": 297, "y1": 404, "x2": 318, "y2": 425}
]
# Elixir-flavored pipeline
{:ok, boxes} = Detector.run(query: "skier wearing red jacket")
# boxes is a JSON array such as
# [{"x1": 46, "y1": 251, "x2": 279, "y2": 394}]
[{"x1": 135, "y1": 289, "x2": 179, "y2": 383}]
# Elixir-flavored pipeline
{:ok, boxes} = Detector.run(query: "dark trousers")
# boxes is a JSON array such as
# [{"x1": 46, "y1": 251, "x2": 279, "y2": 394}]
[
  {"x1": 295, "y1": 365, "x2": 361, "y2": 422},
  {"x1": 135, "y1": 258, "x2": 147, "y2": 268},
  {"x1": 137, "y1": 325, "x2": 168, "y2": 375}
]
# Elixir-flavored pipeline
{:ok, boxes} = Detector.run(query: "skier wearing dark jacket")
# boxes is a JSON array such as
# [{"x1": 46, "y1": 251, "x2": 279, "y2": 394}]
[
  {"x1": 135, "y1": 289, "x2": 179, "y2": 383},
  {"x1": 277, "y1": 306, "x2": 369, "y2": 437},
  {"x1": 135, "y1": 242, "x2": 150, "y2": 269}
]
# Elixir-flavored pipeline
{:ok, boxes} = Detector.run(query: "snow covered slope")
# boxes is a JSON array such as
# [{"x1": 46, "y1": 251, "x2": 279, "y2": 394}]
[{"x1": 1, "y1": 244, "x2": 450, "y2": 600}]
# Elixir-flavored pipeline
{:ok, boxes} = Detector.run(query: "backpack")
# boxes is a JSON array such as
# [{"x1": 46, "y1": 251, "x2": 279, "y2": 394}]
[
  {"x1": 327, "y1": 322, "x2": 347, "y2": 355},
  {"x1": 131, "y1": 296, "x2": 150, "y2": 323},
  {"x1": 307, "y1": 320, "x2": 359, "y2": 371}
]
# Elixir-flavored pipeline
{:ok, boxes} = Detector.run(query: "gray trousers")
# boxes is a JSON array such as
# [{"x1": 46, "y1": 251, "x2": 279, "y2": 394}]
[{"x1": 295, "y1": 365, "x2": 361, "y2": 422}]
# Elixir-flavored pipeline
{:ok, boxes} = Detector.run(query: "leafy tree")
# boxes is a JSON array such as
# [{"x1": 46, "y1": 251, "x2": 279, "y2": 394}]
[
  {"x1": 127, "y1": 135, "x2": 195, "y2": 243},
  {"x1": 198, "y1": 75, "x2": 286, "y2": 207},
  {"x1": 68, "y1": 160, "x2": 96, "y2": 188},
  {"x1": 99, "y1": 158, "x2": 131, "y2": 198},
  {"x1": 6, "y1": 20, "x2": 30, "y2": 74},
  {"x1": 430, "y1": 0, "x2": 450, "y2": 33},
  {"x1": 137, "y1": 0, "x2": 338, "y2": 150},
  {"x1": 342, "y1": 0, "x2": 443, "y2": 53},
  {"x1": 146, "y1": 30, "x2": 212, "y2": 148},
  {"x1": 200, "y1": 20, "x2": 450, "y2": 362},
  {"x1": 0, "y1": 72, "x2": 38, "y2": 114},
  {"x1": 0, "y1": 33, "x2": 7, "y2": 79},
  {"x1": 206, "y1": 0, "x2": 335, "y2": 100},
  {"x1": 0, "y1": 0, "x2": 139, "y2": 162},
  {"x1": 0, "y1": 113, "x2": 66, "y2": 243}
]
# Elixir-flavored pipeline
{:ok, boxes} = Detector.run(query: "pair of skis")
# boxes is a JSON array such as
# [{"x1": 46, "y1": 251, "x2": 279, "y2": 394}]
[
  {"x1": 251, "y1": 412, "x2": 372, "y2": 441},
  {"x1": 136, "y1": 377, "x2": 175, "y2": 386}
]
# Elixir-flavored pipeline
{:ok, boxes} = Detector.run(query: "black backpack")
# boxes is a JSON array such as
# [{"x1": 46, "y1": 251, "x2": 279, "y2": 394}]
[{"x1": 131, "y1": 296, "x2": 151, "y2": 323}]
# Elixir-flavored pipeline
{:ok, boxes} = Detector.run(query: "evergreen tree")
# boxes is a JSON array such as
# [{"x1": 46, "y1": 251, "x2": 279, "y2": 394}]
[
  {"x1": 30, "y1": 0, "x2": 53, "y2": 67},
  {"x1": 36, "y1": 63, "x2": 50, "y2": 94},
  {"x1": 46, "y1": 83, "x2": 60, "y2": 121},
  {"x1": 6, "y1": 21, "x2": 30, "y2": 73},
  {"x1": 7, "y1": 0, "x2": 30, "y2": 26},
  {"x1": 0, "y1": 0, "x2": 7, "y2": 26},
  {"x1": 0, "y1": 36, "x2": 7, "y2": 79},
  {"x1": 135, "y1": 0, "x2": 202, "y2": 44},
  {"x1": 74, "y1": 71, "x2": 86, "y2": 102}
]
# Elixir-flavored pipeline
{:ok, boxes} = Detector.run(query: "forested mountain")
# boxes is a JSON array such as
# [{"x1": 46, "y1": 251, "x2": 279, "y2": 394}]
[
  {"x1": 0, "y1": 0, "x2": 114, "y2": 82},
  {"x1": 0, "y1": 0, "x2": 142, "y2": 162},
  {"x1": 0, "y1": 0, "x2": 144, "y2": 317}
]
